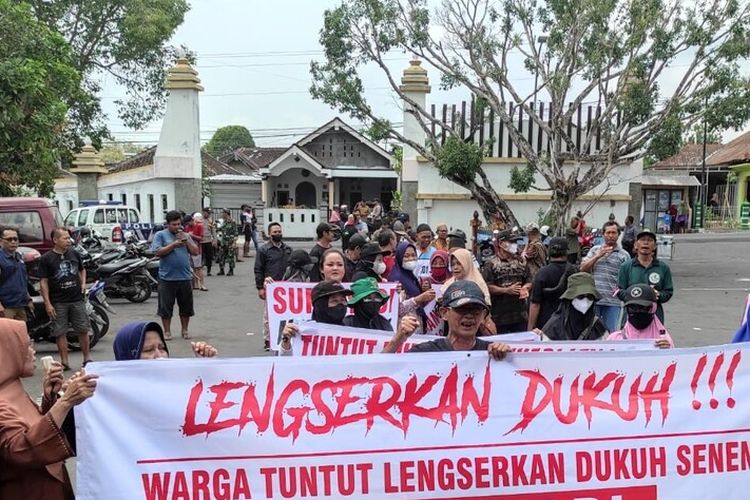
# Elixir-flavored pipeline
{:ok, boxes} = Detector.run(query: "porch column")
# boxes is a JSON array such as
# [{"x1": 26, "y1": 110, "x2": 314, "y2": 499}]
[
  {"x1": 261, "y1": 178, "x2": 268, "y2": 206},
  {"x1": 328, "y1": 179, "x2": 335, "y2": 211}
]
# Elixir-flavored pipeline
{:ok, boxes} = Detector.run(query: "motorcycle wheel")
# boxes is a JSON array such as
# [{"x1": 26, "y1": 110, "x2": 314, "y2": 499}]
[
  {"x1": 90, "y1": 302, "x2": 111, "y2": 337},
  {"x1": 125, "y1": 276, "x2": 152, "y2": 303}
]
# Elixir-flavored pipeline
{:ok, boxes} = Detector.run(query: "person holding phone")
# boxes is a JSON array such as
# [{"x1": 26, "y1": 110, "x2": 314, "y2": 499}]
[
  {"x1": 151, "y1": 211, "x2": 200, "y2": 340},
  {"x1": 580, "y1": 221, "x2": 631, "y2": 332}
]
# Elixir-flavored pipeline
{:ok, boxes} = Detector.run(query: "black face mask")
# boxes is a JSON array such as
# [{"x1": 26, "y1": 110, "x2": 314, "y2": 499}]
[
  {"x1": 271, "y1": 234, "x2": 282, "y2": 243},
  {"x1": 358, "y1": 301, "x2": 382, "y2": 318},
  {"x1": 315, "y1": 303, "x2": 348, "y2": 325},
  {"x1": 628, "y1": 311, "x2": 655, "y2": 330}
]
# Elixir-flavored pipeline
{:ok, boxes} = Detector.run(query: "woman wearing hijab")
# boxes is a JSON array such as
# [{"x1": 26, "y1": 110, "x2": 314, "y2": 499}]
[
  {"x1": 540, "y1": 272, "x2": 608, "y2": 341},
  {"x1": 282, "y1": 249, "x2": 314, "y2": 282},
  {"x1": 278, "y1": 280, "x2": 354, "y2": 354},
  {"x1": 0, "y1": 318, "x2": 97, "y2": 499},
  {"x1": 441, "y1": 249, "x2": 491, "y2": 304},
  {"x1": 343, "y1": 277, "x2": 393, "y2": 331},
  {"x1": 440, "y1": 248, "x2": 495, "y2": 335},
  {"x1": 113, "y1": 321, "x2": 218, "y2": 360},
  {"x1": 427, "y1": 250, "x2": 450, "y2": 285},
  {"x1": 388, "y1": 241, "x2": 435, "y2": 334},
  {"x1": 607, "y1": 284, "x2": 673, "y2": 348}
]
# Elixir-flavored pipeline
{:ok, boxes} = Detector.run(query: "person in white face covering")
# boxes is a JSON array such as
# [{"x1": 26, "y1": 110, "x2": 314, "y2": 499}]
[
  {"x1": 351, "y1": 243, "x2": 390, "y2": 282},
  {"x1": 539, "y1": 272, "x2": 608, "y2": 341}
]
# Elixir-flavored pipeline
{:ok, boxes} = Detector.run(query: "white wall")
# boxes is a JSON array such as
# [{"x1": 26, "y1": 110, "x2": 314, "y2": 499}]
[
  {"x1": 271, "y1": 168, "x2": 326, "y2": 208},
  {"x1": 98, "y1": 178, "x2": 175, "y2": 224},
  {"x1": 53, "y1": 178, "x2": 79, "y2": 217},
  {"x1": 416, "y1": 158, "x2": 642, "y2": 232}
]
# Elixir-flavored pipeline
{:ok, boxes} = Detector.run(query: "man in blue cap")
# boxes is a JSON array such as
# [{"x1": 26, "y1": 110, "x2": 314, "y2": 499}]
[{"x1": 385, "y1": 280, "x2": 511, "y2": 359}]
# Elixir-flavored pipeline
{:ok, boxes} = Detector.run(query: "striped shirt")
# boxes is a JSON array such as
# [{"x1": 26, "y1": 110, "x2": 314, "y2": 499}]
[{"x1": 583, "y1": 245, "x2": 630, "y2": 306}]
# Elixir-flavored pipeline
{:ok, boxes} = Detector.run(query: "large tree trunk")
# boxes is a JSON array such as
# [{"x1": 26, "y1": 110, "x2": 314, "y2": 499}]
[
  {"x1": 469, "y1": 183, "x2": 521, "y2": 230},
  {"x1": 549, "y1": 187, "x2": 576, "y2": 237}
]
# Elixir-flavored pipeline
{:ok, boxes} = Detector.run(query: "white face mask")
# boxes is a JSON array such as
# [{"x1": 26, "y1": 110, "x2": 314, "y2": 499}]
[
  {"x1": 402, "y1": 260, "x2": 417, "y2": 271},
  {"x1": 571, "y1": 297, "x2": 594, "y2": 314},
  {"x1": 506, "y1": 243, "x2": 518, "y2": 254},
  {"x1": 373, "y1": 261, "x2": 387, "y2": 275}
]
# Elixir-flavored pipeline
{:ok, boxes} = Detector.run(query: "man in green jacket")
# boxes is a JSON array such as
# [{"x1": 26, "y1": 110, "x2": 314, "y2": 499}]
[{"x1": 617, "y1": 230, "x2": 673, "y2": 324}]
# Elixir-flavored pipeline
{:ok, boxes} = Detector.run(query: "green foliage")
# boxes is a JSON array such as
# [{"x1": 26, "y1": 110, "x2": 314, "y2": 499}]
[
  {"x1": 28, "y1": 0, "x2": 190, "y2": 140},
  {"x1": 646, "y1": 111, "x2": 683, "y2": 163},
  {"x1": 391, "y1": 145, "x2": 403, "y2": 175},
  {"x1": 434, "y1": 137, "x2": 484, "y2": 184},
  {"x1": 509, "y1": 163, "x2": 537, "y2": 193},
  {"x1": 0, "y1": 0, "x2": 80, "y2": 196},
  {"x1": 311, "y1": 0, "x2": 750, "y2": 225},
  {"x1": 204, "y1": 126, "x2": 256, "y2": 156},
  {"x1": 390, "y1": 190, "x2": 402, "y2": 210},
  {"x1": 685, "y1": 123, "x2": 722, "y2": 145}
]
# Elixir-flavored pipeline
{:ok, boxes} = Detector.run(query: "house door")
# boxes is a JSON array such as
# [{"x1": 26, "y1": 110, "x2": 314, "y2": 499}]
[{"x1": 295, "y1": 182, "x2": 316, "y2": 208}]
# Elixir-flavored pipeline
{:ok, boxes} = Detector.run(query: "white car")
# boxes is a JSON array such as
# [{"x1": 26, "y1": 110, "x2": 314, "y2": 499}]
[{"x1": 64, "y1": 203, "x2": 144, "y2": 243}]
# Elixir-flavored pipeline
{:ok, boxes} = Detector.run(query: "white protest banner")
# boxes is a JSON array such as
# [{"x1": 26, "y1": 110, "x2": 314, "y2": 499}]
[
  {"x1": 289, "y1": 322, "x2": 653, "y2": 356},
  {"x1": 422, "y1": 283, "x2": 444, "y2": 336},
  {"x1": 266, "y1": 281, "x2": 400, "y2": 349},
  {"x1": 76, "y1": 344, "x2": 747, "y2": 499}
]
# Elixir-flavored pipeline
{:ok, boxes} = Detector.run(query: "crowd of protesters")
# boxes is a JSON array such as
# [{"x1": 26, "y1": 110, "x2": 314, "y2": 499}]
[{"x1": 10, "y1": 195, "x2": 750, "y2": 500}]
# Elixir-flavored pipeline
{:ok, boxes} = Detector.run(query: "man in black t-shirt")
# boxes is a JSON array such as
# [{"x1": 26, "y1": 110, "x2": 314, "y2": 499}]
[
  {"x1": 39, "y1": 227, "x2": 91, "y2": 370},
  {"x1": 528, "y1": 237, "x2": 575, "y2": 330},
  {"x1": 384, "y1": 280, "x2": 510, "y2": 358},
  {"x1": 309, "y1": 222, "x2": 337, "y2": 282}
]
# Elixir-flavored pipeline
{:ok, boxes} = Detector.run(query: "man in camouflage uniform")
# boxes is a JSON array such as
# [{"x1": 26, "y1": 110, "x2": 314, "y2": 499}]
[
  {"x1": 217, "y1": 209, "x2": 239, "y2": 276},
  {"x1": 482, "y1": 229, "x2": 532, "y2": 334}
]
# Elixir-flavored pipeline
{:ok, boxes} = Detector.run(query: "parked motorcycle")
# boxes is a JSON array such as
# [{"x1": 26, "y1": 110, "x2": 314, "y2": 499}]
[
  {"x1": 20, "y1": 247, "x2": 112, "y2": 350},
  {"x1": 76, "y1": 243, "x2": 155, "y2": 303}
]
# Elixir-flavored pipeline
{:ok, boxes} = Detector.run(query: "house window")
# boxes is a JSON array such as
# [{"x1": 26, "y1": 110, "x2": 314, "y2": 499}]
[
  {"x1": 161, "y1": 194, "x2": 168, "y2": 211},
  {"x1": 67, "y1": 200, "x2": 74, "y2": 212},
  {"x1": 107, "y1": 193, "x2": 113, "y2": 201},
  {"x1": 121, "y1": 193, "x2": 127, "y2": 205},
  {"x1": 148, "y1": 194, "x2": 155, "y2": 223},
  {"x1": 135, "y1": 194, "x2": 141, "y2": 212}
]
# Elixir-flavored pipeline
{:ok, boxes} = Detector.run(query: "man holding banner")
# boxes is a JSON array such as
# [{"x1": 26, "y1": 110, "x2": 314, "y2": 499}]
[{"x1": 387, "y1": 280, "x2": 511, "y2": 359}]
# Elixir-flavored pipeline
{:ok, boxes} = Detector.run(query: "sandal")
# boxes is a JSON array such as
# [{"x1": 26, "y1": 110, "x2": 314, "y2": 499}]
[
  {"x1": 61, "y1": 363, "x2": 71, "y2": 372},
  {"x1": 164, "y1": 332, "x2": 173, "y2": 341},
  {"x1": 200, "y1": 287, "x2": 208, "y2": 291},
  {"x1": 181, "y1": 332, "x2": 191, "y2": 339}
]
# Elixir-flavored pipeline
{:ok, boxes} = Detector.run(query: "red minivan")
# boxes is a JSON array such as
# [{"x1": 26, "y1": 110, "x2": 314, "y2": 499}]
[{"x1": 0, "y1": 197, "x2": 65, "y2": 255}]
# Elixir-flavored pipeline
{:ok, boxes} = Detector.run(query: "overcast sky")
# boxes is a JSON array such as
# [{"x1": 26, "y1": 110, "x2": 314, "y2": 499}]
[{"x1": 101, "y1": 0, "x2": 747, "y2": 149}]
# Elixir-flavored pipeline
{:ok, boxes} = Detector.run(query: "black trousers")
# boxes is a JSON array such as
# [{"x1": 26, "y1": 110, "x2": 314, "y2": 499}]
[{"x1": 202, "y1": 242, "x2": 214, "y2": 272}]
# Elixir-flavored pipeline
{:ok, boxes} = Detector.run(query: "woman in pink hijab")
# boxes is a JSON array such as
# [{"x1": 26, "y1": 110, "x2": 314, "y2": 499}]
[{"x1": 607, "y1": 284, "x2": 673, "y2": 348}]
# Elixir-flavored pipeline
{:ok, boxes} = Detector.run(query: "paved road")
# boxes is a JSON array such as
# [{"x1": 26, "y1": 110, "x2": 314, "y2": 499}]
[{"x1": 16, "y1": 236, "x2": 750, "y2": 486}]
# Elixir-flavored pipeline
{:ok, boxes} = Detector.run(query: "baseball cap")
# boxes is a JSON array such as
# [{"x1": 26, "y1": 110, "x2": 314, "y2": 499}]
[
  {"x1": 637, "y1": 229, "x2": 657, "y2": 241},
  {"x1": 348, "y1": 233, "x2": 367, "y2": 249},
  {"x1": 311, "y1": 281, "x2": 353, "y2": 303},
  {"x1": 495, "y1": 229, "x2": 523, "y2": 242},
  {"x1": 360, "y1": 242, "x2": 390, "y2": 261},
  {"x1": 540, "y1": 225, "x2": 550, "y2": 236},
  {"x1": 622, "y1": 284, "x2": 657, "y2": 306},
  {"x1": 547, "y1": 236, "x2": 569, "y2": 257},
  {"x1": 525, "y1": 222, "x2": 540, "y2": 233},
  {"x1": 442, "y1": 280, "x2": 489, "y2": 309},
  {"x1": 392, "y1": 221, "x2": 407, "y2": 236}
]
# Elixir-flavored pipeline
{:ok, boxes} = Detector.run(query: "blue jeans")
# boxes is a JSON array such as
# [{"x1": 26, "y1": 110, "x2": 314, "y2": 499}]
[{"x1": 596, "y1": 304, "x2": 623, "y2": 333}]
